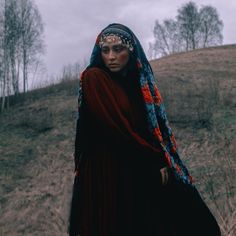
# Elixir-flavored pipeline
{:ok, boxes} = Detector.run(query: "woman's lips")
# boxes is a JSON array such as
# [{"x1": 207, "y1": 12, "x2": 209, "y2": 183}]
[{"x1": 109, "y1": 64, "x2": 119, "y2": 67}]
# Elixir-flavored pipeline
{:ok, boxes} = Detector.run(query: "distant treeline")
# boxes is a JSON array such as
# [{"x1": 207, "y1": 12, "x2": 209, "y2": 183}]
[
  {"x1": 0, "y1": 0, "x2": 44, "y2": 111},
  {"x1": 149, "y1": 1, "x2": 223, "y2": 58}
]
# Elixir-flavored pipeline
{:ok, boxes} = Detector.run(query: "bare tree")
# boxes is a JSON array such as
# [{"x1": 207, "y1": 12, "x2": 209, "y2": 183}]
[
  {"x1": 4, "y1": 0, "x2": 21, "y2": 95},
  {"x1": 199, "y1": 6, "x2": 223, "y2": 47},
  {"x1": 150, "y1": 19, "x2": 183, "y2": 58},
  {"x1": 177, "y1": 1, "x2": 200, "y2": 50},
  {"x1": 1, "y1": 0, "x2": 15, "y2": 110},
  {"x1": 19, "y1": 0, "x2": 44, "y2": 93},
  {"x1": 150, "y1": 1, "x2": 223, "y2": 57},
  {"x1": 0, "y1": 0, "x2": 4, "y2": 107},
  {"x1": 61, "y1": 62, "x2": 81, "y2": 82},
  {"x1": 0, "y1": 0, "x2": 44, "y2": 111}
]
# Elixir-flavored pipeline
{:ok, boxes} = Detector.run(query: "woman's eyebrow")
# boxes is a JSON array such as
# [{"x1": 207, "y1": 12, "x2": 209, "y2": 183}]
[{"x1": 113, "y1": 44, "x2": 123, "y2": 47}]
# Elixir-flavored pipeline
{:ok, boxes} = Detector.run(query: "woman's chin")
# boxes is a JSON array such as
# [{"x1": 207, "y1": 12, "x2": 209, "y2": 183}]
[{"x1": 108, "y1": 67, "x2": 121, "y2": 72}]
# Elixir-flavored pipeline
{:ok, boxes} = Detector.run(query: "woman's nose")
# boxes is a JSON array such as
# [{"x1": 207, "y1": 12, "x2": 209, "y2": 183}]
[{"x1": 108, "y1": 50, "x2": 116, "y2": 60}]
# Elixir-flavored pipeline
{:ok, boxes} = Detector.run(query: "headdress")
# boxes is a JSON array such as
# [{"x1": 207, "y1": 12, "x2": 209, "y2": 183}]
[
  {"x1": 99, "y1": 28, "x2": 134, "y2": 52},
  {"x1": 76, "y1": 23, "x2": 193, "y2": 186}
]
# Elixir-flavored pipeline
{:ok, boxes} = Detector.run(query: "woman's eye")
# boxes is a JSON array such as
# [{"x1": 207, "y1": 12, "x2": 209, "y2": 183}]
[
  {"x1": 101, "y1": 47, "x2": 109, "y2": 54},
  {"x1": 113, "y1": 46, "x2": 124, "y2": 52}
]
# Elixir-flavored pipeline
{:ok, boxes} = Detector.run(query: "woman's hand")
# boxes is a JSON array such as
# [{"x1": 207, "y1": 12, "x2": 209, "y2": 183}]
[
  {"x1": 72, "y1": 152, "x2": 81, "y2": 176},
  {"x1": 160, "y1": 166, "x2": 169, "y2": 186}
]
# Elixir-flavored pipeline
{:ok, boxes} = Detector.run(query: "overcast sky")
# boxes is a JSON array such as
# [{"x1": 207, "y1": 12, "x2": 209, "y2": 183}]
[{"x1": 34, "y1": 0, "x2": 236, "y2": 78}]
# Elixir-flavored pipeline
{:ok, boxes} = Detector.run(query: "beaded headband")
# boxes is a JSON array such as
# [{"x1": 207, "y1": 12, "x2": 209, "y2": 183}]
[{"x1": 99, "y1": 28, "x2": 134, "y2": 52}]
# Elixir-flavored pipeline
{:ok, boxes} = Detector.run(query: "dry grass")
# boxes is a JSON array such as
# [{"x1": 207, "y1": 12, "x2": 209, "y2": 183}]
[
  {"x1": 150, "y1": 44, "x2": 236, "y2": 125},
  {"x1": 0, "y1": 84, "x2": 78, "y2": 235}
]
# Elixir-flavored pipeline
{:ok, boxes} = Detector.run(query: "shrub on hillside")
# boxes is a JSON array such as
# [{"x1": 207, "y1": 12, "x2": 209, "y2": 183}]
[{"x1": 18, "y1": 106, "x2": 54, "y2": 132}]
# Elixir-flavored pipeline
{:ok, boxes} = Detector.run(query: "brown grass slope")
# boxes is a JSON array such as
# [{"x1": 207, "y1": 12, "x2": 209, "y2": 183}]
[{"x1": 0, "y1": 45, "x2": 235, "y2": 235}]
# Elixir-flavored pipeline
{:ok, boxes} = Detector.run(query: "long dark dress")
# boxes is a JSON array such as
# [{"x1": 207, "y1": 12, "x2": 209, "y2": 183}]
[{"x1": 70, "y1": 67, "x2": 221, "y2": 236}]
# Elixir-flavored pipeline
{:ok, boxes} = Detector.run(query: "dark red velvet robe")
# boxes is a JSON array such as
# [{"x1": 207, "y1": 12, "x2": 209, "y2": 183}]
[{"x1": 71, "y1": 68, "x2": 221, "y2": 236}]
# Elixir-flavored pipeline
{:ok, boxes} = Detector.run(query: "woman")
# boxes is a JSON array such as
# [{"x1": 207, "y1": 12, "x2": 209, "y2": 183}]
[{"x1": 68, "y1": 23, "x2": 221, "y2": 236}]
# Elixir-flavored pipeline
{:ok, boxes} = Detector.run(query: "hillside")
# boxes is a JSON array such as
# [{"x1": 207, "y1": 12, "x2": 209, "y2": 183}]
[
  {"x1": 0, "y1": 45, "x2": 236, "y2": 235},
  {"x1": 150, "y1": 44, "x2": 236, "y2": 124}
]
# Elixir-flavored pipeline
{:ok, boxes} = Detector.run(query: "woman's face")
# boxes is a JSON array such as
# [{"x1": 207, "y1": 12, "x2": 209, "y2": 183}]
[{"x1": 101, "y1": 35, "x2": 130, "y2": 72}]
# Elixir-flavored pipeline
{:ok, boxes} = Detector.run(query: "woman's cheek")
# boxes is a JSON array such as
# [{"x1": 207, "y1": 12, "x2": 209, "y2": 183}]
[{"x1": 119, "y1": 52, "x2": 129, "y2": 65}]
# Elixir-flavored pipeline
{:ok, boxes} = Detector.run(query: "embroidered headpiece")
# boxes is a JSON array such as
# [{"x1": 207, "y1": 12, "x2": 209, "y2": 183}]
[{"x1": 99, "y1": 28, "x2": 134, "y2": 52}]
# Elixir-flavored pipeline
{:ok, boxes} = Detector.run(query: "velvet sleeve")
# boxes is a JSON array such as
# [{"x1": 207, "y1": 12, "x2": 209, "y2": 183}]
[{"x1": 82, "y1": 67, "x2": 168, "y2": 169}]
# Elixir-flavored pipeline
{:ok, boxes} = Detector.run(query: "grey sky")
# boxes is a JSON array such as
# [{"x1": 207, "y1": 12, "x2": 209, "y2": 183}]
[{"x1": 35, "y1": 0, "x2": 236, "y2": 77}]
